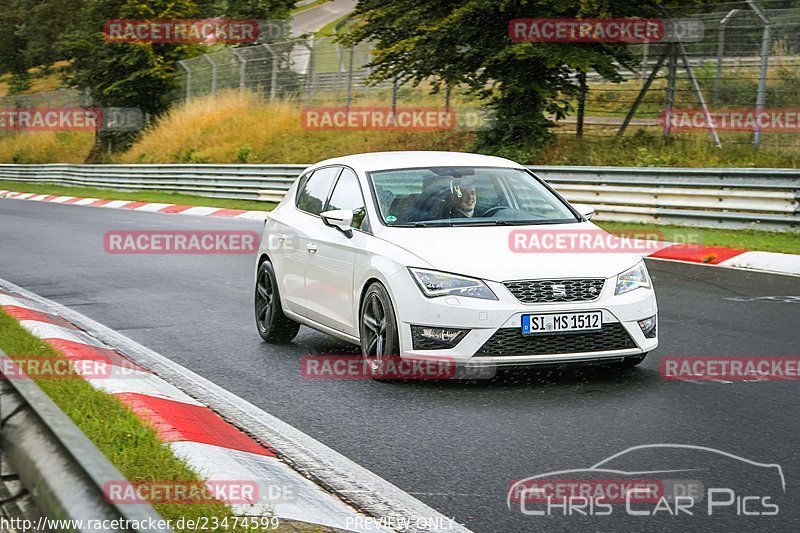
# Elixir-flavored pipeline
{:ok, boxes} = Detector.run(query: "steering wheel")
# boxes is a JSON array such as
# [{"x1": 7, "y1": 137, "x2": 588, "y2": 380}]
[{"x1": 481, "y1": 205, "x2": 510, "y2": 217}]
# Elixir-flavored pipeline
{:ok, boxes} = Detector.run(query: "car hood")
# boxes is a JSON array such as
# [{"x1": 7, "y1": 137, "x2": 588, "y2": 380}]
[{"x1": 379, "y1": 222, "x2": 643, "y2": 281}]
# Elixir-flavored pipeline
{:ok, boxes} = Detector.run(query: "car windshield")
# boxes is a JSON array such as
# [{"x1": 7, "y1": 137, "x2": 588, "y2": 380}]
[{"x1": 368, "y1": 166, "x2": 579, "y2": 227}]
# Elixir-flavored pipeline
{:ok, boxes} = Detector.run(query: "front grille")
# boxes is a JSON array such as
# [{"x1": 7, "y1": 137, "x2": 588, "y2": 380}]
[
  {"x1": 474, "y1": 323, "x2": 635, "y2": 357},
  {"x1": 503, "y1": 278, "x2": 605, "y2": 303}
]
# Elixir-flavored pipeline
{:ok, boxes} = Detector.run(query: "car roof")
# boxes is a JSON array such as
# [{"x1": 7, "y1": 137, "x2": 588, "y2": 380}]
[{"x1": 309, "y1": 151, "x2": 523, "y2": 173}]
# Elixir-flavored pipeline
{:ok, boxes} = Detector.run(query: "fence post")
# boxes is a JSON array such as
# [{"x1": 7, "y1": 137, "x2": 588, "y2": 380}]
[
  {"x1": 205, "y1": 54, "x2": 218, "y2": 96},
  {"x1": 640, "y1": 43, "x2": 649, "y2": 82},
  {"x1": 392, "y1": 76, "x2": 399, "y2": 116},
  {"x1": 715, "y1": 9, "x2": 740, "y2": 103},
  {"x1": 345, "y1": 45, "x2": 355, "y2": 112},
  {"x1": 178, "y1": 60, "x2": 191, "y2": 101},
  {"x1": 576, "y1": 71, "x2": 586, "y2": 137},
  {"x1": 664, "y1": 44, "x2": 678, "y2": 139},
  {"x1": 748, "y1": 0, "x2": 771, "y2": 150},
  {"x1": 365, "y1": 63, "x2": 371, "y2": 99},
  {"x1": 262, "y1": 44, "x2": 279, "y2": 101},
  {"x1": 231, "y1": 49, "x2": 247, "y2": 95},
  {"x1": 304, "y1": 38, "x2": 315, "y2": 108}
]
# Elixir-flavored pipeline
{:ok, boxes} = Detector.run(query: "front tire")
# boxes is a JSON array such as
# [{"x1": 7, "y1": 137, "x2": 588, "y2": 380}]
[
  {"x1": 255, "y1": 260, "x2": 300, "y2": 343},
  {"x1": 359, "y1": 282, "x2": 401, "y2": 380}
]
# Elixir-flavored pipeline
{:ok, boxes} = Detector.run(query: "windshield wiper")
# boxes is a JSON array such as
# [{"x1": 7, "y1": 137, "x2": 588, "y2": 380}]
[{"x1": 412, "y1": 220, "x2": 453, "y2": 227}]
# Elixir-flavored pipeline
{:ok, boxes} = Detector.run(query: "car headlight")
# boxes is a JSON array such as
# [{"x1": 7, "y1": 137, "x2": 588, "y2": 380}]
[
  {"x1": 615, "y1": 261, "x2": 651, "y2": 295},
  {"x1": 409, "y1": 268, "x2": 498, "y2": 300}
]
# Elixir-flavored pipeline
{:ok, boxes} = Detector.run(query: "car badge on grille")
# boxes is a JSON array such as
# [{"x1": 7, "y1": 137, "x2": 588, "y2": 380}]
[{"x1": 551, "y1": 284, "x2": 567, "y2": 298}]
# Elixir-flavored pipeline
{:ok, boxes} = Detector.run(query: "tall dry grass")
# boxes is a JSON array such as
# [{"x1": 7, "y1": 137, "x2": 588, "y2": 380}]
[
  {"x1": 118, "y1": 91, "x2": 474, "y2": 164},
  {"x1": 0, "y1": 131, "x2": 94, "y2": 163}
]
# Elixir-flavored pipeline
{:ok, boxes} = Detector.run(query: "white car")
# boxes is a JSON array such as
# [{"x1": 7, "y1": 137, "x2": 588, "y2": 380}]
[{"x1": 255, "y1": 151, "x2": 657, "y2": 377}]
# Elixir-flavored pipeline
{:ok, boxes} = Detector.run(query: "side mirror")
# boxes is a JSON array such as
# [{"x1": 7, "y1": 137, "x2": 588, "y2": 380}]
[
  {"x1": 320, "y1": 209, "x2": 354, "y2": 237},
  {"x1": 572, "y1": 203, "x2": 595, "y2": 221}
]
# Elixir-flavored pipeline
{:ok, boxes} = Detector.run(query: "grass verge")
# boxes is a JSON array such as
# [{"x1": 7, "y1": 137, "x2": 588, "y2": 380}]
[
  {"x1": 0, "y1": 180, "x2": 276, "y2": 211},
  {"x1": 598, "y1": 221, "x2": 800, "y2": 255},
  {"x1": 0, "y1": 310, "x2": 295, "y2": 531}
]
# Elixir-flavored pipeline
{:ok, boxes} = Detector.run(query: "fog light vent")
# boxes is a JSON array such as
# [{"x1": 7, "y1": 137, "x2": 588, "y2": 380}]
[
  {"x1": 638, "y1": 315, "x2": 657, "y2": 339},
  {"x1": 411, "y1": 326, "x2": 468, "y2": 350}
]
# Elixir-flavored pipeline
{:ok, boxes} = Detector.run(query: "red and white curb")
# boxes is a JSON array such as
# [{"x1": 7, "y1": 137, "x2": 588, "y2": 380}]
[
  {"x1": 3, "y1": 187, "x2": 797, "y2": 276},
  {"x1": 0, "y1": 190, "x2": 270, "y2": 221},
  {"x1": 0, "y1": 279, "x2": 469, "y2": 533},
  {"x1": 0, "y1": 290, "x2": 379, "y2": 531},
  {"x1": 642, "y1": 241, "x2": 800, "y2": 276}
]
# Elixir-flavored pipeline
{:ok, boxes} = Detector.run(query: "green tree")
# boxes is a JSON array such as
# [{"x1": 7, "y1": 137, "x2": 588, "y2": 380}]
[
  {"x1": 59, "y1": 0, "x2": 294, "y2": 159},
  {"x1": 0, "y1": 0, "x2": 88, "y2": 93},
  {"x1": 345, "y1": 0, "x2": 696, "y2": 159}
]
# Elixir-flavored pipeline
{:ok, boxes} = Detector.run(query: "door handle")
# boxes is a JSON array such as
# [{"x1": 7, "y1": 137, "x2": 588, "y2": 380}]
[
  {"x1": 276, "y1": 233, "x2": 286, "y2": 242},
  {"x1": 305, "y1": 243, "x2": 318, "y2": 253}
]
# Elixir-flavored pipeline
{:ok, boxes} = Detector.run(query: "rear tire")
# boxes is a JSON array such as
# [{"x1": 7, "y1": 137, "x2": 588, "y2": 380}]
[
  {"x1": 359, "y1": 282, "x2": 401, "y2": 380},
  {"x1": 255, "y1": 260, "x2": 300, "y2": 343}
]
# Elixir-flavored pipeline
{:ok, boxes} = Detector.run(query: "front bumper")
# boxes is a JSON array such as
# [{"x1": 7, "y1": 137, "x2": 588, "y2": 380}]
[{"x1": 387, "y1": 270, "x2": 658, "y2": 368}]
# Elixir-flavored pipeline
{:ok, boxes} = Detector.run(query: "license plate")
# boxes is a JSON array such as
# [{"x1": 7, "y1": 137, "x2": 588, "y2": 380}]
[{"x1": 521, "y1": 311, "x2": 602, "y2": 335}]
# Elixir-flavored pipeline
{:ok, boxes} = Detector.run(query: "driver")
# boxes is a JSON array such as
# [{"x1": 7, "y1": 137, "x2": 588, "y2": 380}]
[{"x1": 449, "y1": 180, "x2": 477, "y2": 218}]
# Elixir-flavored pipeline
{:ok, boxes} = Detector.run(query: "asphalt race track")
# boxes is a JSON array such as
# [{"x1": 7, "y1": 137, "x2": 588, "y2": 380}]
[{"x1": 1, "y1": 198, "x2": 799, "y2": 532}]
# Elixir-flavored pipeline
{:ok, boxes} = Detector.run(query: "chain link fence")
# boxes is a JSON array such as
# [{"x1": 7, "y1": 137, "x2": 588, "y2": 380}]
[
  {"x1": 578, "y1": 0, "x2": 800, "y2": 151},
  {"x1": 3, "y1": 0, "x2": 800, "y2": 151},
  {"x1": 177, "y1": 34, "x2": 452, "y2": 110},
  {"x1": 0, "y1": 88, "x2": 89, "y2": 109}
]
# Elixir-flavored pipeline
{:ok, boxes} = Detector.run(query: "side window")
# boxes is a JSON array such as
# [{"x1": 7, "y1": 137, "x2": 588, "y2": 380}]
[
  {"x1": 296, "y1": 166, "x2": 341, "y2": 215},
  {"x1": 326, "y1": 168, "x2": 367, "y2": 229}
]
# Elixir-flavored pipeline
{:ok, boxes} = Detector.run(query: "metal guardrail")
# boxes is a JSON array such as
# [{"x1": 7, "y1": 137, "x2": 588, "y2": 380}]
[
  {"x1": 530, "y1": 166, "x2": 800, "y2": 232},
  {"x1": 0, "y1": 163, "x2": 798, "y2": 231},
  {"x1": 0, "y1": 351, "x2": 171, "y2": 532}
]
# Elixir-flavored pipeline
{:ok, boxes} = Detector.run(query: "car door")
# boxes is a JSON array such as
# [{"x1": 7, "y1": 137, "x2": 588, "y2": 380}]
[
  {"x1": 280, "y1": 166, "x2": 341, "y2": 317},
  {"x1": 304, "y1": 167, "x2": 368, "y2": 336}
]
